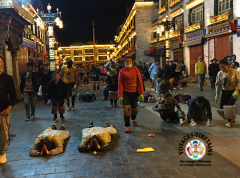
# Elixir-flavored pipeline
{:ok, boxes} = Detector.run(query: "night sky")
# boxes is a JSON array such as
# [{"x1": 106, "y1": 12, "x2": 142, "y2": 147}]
[{"x1": 33, "y1": 0, "x2": 135, "y2": 46}]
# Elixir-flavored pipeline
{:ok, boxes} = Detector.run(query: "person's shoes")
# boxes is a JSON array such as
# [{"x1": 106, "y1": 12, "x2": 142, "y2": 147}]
[
  {"x1": 52, "y1": 123, "x2": 57, "y2": 130},
  {"x1": 190, "y1": 121, "x2": 198, "y2": 127},
  {"x1": 200, "y1": 88, "x2": 203, "y2": 91},
  {"x1": 110, "y1": 105, "x2": 113, "y2": 109},
  {"x1": 72, "y1": 106, "x2": 75, "y2": 111},
  {"x1": 132, "y1": 120, "x2": 138, "y2": 126},
  {"x1": 173, "y1": 88, "x2": 176, "y2": 90},
  {"x1": 156, "y1": 91, "x2": 158, "y2": 93},
  {"x1": 0, "y1": 154, "x2": 7, "y2": 164},
  {"x1": 61, "y1": 117, "x2": 68, "y2": 122},
  {"x1": 166, "y1": 118, "x2": 171, "y2": 123},
  {"x1": 89, "y1": 122, "x2": 94, "y2": 128},
  {"x1": 53, "y1": 117, "x2": 58, "y2": 122},
  {"x1": 67, "y1": 107, "x2": 71, "y2": 111},
  {"x1": 179, "y1": 119, "x2": 184, "y2": 126},
  {"x1": 217, "y1": 110, "x2": 226, "y2": 120},
  {"x1": 31, "y1": 115, "x2": 35, "y2": 119},
  {"x1": 107, "y1": 122, "x2": 112, "y2": 127},
  {"x1": 9, "y1": 133, "x2": 16, "y2": 137},
  {"x1": 206, "y1": 121, "x2": 214, "y2": 127},
  {"x1": 226, "y1": 122, "x2": 232, "y2": 128},
  {"x1": 25, "y1": 117, "x2": 30, "y2": 121},
  {"x1": 59, "y1": 124, "x2": 65, "y2": 130},
  {"x1": 125, "y1": 127, "x2": 131, "y2": 133},
  {"x1": 114, "y1": 105, "x2": 120, "y2": 108}
]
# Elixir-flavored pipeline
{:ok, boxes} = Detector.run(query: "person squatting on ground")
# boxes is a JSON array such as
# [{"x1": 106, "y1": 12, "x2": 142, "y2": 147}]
[
  {"x1": 60, "y1": 60, "x2": 79, "y2": 111},
  {"x1": 78, "y1": 66, "x2": 85, "y2": 81},
  {"x1": 187, "y1": 96, "x2": 213, "y2": 127},
  {"x1": 215, "y1": 59, "x2": 240, "y2": 128},
  {"x1": 195, "y1": 56, "x2": 207, "y2": 91},
  {"x1": 47, "y1": 72, "x2": 68, "y2": 122},
  {"x1": 41, "y1": 64, "x2": 52, "y2": 104},
  {"x1": 29, "y1": 124, "x2": 69, "y2": 157},
  {"x1": 20, "y1": 62, "x2": 40, "y2": 121},
  {"x1": 208, "y1": 58, "x2": 220, "y2": 89},
  {"x1": 118, "y1": 56, "x2": 144, "y2": 133},
  {"x1": 105, "y1": 59, "x2": 119, "y2": 108},
  {"x1": 90, "y1": 64, "x2": 101, "y2": 91},
  {"x1": 78, "y1": 122, "x2": 117, "y2": 152},
  {"x1": 0, "y1": 54, "x2": 17, "y2": 164},
  {"x1": 158, "y1": 77, "x2": 173, "y2": 100},
  {"x1": 156, "y1": 93, "x2": 185, "y2": 126}
]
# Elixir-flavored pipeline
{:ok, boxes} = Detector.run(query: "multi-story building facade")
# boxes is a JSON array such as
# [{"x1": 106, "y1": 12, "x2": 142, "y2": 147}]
[
  {"x1": 114, "y1": 1, "x2": 159, "y2": 63},
  {"x1": 58, "y1": 44, "x2": 115, "y2": 65},
  {"x1": 151, "y1": 0, "x2": 240, "y2": 76},
  {"x1": 0, "y1": 0, "x2": 56, "y2": 99}
]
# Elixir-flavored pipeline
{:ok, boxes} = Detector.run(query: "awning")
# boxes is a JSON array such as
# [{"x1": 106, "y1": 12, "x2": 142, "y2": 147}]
[
  {"x1": 155, "y1": 48, "x2": 165, "y2": 55},
  {"x1": 144, "y1": 50, "x2": 151, "y2": 56},
  {"x1": 22, "y1": 38, "x2": 36, "y2": 49},
  {"x1": 237, "y1": 26, "x2": 240, "y2": 37},
  {"x1": 170, "y1": 44, "x2": 180, "y2": 50},
  {"x1": 183, "y1": 38, "x2": 202, "y2": 47},
  {"x1": 206, "y1": 21, "x2": 237, "y2": 39}
]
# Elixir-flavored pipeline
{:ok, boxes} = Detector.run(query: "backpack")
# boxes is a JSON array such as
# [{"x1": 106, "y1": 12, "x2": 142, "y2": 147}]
[{"x1": 143, "y1": 93, "x2": 156, "y2": 103}]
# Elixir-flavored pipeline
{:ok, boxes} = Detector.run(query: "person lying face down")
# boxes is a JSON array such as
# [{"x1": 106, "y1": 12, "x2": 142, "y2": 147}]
[
  {"x1": 78, "y1": 122, "x2": 117, "y2": 152},
  {"x1": 29, "y1": 123, "x2": 69, "y2": 156}
]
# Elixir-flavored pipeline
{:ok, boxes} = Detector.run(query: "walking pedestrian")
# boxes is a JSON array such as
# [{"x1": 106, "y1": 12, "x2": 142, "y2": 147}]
[
  {"x1": 118, "y1": 56, "x2": 144, "y2": 133},
  {"x1": 148, "y1": 62, "x2": 160, "y2": 91},
  {"x1": 208, "y1": 58, "x2": 220, "y2": 89},
  {"x1": 170, "y1": 60, "x2": 176, "y2": 79},
  {"x1": 90, "y1": 64, "x2": 101, "y2": 91},
  {"x1": 215, "y1": 59, "x2": 240, "y2": 128},
  {"x1": 105, "y1": 59, "x2": 119, "y2": 108},
  {"x1": 47, "y1": 72, "x2": 68, "y2": 122},
  {"x1": 78, "y1": 66, "x2": 85, "y2": 81},
  {"x1": 0, "y1": 54, "x2": 17, "y2": 164},
  {"x1": 20, "y1": 62, "x2": 40, "y2": 121},
  {"x1": 60, "y1": 60, "x2": 79, "y2": 111},
  {"x1": 41, "y1": 64, "x2": 52, "y2": 104},
  {"x1": 195, "y1": 56, "x2": 207, "y2": 91}
]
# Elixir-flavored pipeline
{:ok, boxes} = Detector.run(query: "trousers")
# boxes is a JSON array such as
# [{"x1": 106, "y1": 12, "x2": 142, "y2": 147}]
[
  {"x1": 23, "y1": 91, "x2": 37, "y2": 117},
  {"x1": 0, "y1": 115, "x2": 10, "y2": 155},
  {"x1": 197, "y1": 74, "x2": 205, "y2": 90},
  {"x1": 220, "y1": 90, "x2": 236, "y2": 109}
]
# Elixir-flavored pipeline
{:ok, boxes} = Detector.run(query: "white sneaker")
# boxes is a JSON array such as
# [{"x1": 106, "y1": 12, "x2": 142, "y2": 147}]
[
  {"x1": 0, "y1": 154, "x2": 7, "y2": 164},
  {"x1": 217, "y1": 110, "x2": 226, "y2": 120},
  {"x1": 206, "y1": 121, "x2": 214, "y2": 127},
  {"x1": 226, "y1": 122, "x2": 231, "y2": 128},
  {"x1": 190, "y1": 121, "x2": 198, "y2": 127},
  {"x1": 156, "y1": 91, "x2": 158, "y2": 93},
  {"x1": 179, "y1": 119, "x2": 184, "y2": 126}
]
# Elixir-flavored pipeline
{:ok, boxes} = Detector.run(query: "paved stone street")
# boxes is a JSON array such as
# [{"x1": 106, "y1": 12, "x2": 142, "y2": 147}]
[{"x1": 1, "y1": 81, "x2": 240, "y2": 178}]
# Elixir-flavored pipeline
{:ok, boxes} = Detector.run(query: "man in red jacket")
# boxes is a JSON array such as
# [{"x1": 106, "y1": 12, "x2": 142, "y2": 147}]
[{"x1": 118, "y1": 56, "x2": 144, "y2": 133}]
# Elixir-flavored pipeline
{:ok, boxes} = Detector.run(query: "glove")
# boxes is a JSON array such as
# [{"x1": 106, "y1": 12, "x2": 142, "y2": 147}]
[
  {"x1": 215, "y1": 95, "x2": 218, "y2": 103},
  {"x1": 74, "y1": 85, "x2": 77, "y2": 90},
  {"x1": 139, "y1": 94, "x2": 144, "y2": 102},
  {"x1": 232, "y1": 90, "x2": 239, "y2": 99},
  {"x1": 119, "y1": 97, "x2": 123, "y2": 105}
]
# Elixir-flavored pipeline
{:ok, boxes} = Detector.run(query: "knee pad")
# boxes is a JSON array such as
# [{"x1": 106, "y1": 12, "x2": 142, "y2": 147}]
[
  {"x1": 52, "y1": 107, "x2": 58, "y2": 115},
  {"x1": 58, "y1": 106, "x2": 65, "y2": 114},
  {"x1": 131, "y1": 107, "x2": 139, "y2": 116},
  {"x1": 123, "y1": 105, "x2": 131, "y2": 117}
]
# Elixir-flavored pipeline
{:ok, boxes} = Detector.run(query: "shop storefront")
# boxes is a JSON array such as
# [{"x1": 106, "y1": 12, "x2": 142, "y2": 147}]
[
  {"x1": 169, "y1": 35, "x2": 183, "y2": 62},
  {"x1": 183, "y1": 28, "x2": 205, "y2": 76}
]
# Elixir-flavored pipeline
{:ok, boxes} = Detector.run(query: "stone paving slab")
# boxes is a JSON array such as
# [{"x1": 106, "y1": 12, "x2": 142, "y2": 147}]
[{"x1": 0, "y1": 82, "x2": 240, "y2": 178}]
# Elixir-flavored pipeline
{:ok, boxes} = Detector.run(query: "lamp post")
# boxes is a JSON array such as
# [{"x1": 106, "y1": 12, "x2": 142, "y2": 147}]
[{"x1": 37, "y1": 3, "x2": 63, "y2": 71}]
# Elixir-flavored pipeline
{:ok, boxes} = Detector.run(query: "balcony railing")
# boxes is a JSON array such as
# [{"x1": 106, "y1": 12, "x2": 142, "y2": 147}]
[
  {"x1": 185, "y1": 22, "x2": 201, "y2": 33},
  {"x1": 158, "y1": 6, "x2": 166, "y2": 15},
  {"x1": 209, "y1": 11, "x2": 230, "y2": 26}
]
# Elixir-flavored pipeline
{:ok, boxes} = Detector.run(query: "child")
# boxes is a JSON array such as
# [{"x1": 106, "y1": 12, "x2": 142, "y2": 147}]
[{"x1": 83, "y1": 72, "x2": 90, "y2": 86}]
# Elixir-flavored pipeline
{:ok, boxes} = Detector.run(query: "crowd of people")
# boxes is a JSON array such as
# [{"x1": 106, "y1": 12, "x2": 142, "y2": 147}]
[{"x1": 0, "y1": 53, "x2": 240, "y2": 164}]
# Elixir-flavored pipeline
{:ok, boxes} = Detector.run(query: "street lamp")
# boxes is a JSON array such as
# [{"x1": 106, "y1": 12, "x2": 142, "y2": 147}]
[{"x1": 37, "y1": 3, "x2": 63, "y2": 71}]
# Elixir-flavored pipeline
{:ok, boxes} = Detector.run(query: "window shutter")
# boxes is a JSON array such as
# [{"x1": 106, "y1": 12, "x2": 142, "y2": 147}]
[
  {"x1": 188, "y1": 13, "x2": 192, "y2": 25},
  {"x1": 214, "y1": 0, "x2": 218, "y2": 15}
]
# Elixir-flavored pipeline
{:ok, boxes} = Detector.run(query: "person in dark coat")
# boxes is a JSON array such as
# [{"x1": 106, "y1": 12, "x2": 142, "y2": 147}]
[
  {"x1": 90, "y1": 64, "x2": 101, "y2": 91},
  {"x1": 47, "y1": 72, "x2": 67, "y2": 122},
  {"x1": 208, "y1": 58, "x2": 220, "y2": 89},
  {"x1": 41, "y1": 64, "x2": 52, "y2": 104},
  {"x1": 170, "y1": 61, "x2": 176, "y2": 78},
  {"x1": 164, "y1": 60, "x2": 171, "y2": 79}
]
